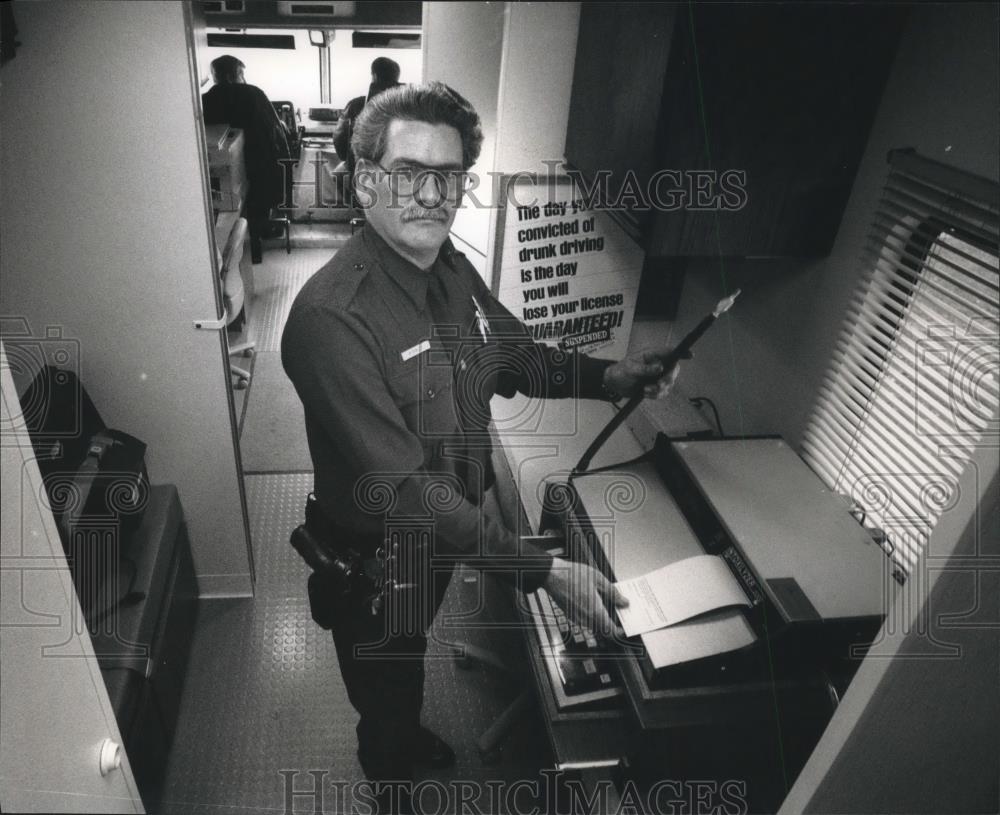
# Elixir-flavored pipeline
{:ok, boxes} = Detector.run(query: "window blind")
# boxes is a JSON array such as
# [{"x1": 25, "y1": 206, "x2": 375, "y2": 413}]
[{"x1": 801, "y1": 149, "x2": 999, "y2": 576}]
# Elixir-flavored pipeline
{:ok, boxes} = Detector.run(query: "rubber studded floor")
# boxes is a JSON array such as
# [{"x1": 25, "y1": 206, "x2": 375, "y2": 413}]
[
  {"x1": 155, "y1": 473, "x2": 551, "y2": 815},
  {"x1": 251, "y1": 247, "x2": 338, "y2": 354}
]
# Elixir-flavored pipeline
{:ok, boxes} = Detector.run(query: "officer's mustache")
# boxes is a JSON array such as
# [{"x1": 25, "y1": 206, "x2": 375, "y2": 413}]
[{"x1": 401, "y1": 205, "x2": 448, "y2": 222}]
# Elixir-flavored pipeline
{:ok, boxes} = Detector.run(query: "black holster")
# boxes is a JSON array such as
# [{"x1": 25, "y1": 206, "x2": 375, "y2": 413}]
[{"x1": 291, "y1": 493, "x2": 374, "y2": 630}]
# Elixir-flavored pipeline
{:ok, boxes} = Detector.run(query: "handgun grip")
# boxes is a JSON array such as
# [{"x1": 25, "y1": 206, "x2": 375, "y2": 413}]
[{"x1": 290, "y1": 524, "x2": 342, "y2": 575}]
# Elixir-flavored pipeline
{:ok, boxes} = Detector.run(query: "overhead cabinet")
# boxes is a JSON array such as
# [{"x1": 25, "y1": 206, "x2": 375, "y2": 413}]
[{"x1": 565, "y1": 3, "x2": 907, "y2": 258}]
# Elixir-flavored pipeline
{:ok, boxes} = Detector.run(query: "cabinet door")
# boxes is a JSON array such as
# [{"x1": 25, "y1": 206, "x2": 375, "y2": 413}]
[
  {"x1": 1, "y1": 348, "x2": 144, "y2": 813},
  {"x1": 648, "y1": 3, "x2": 906, "y2": 257},
  {"x1": 564, "y1": 2, "x2": 678, "y2": 236}
]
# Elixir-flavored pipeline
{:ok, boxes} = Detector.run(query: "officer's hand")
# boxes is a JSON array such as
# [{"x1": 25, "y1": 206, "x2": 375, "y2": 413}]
[
  {"x1": 542, "y1": 557, "x2": 628, "y2": 640},
  {"x1": 603, "y1": 346, "x2": 691, "y2": 400}
]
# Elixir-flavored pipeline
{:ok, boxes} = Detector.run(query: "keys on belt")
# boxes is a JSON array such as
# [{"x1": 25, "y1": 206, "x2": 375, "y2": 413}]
[
  {"x1": 369, "y1": 541, "x2": 416, "y2": 615},
  {"x1": 290, "y1": 522, "x2": 416, "y2": 615}
]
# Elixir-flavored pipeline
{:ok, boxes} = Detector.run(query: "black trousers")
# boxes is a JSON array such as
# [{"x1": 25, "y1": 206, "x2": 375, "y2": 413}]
[
  {"x1": 327, "y1": 556, "x2": 455, "y2": 782},
  {"x1": 245, "y1": 203, "x2": 271, "y2": 264}
]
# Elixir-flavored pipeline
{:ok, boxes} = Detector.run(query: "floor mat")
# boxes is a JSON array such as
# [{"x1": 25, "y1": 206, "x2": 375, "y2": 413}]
[
  {"x1": 157, "y1": 474, "x2": 551, "y2": 815},
  {"x1": 239, "y1": 351, "x2": 312, "y2": 473},
  {"x1": 251, "y1": 247, "x2": 336, "y2": 354}
]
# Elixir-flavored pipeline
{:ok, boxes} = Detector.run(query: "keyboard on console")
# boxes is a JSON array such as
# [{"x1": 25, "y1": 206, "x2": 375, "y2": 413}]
[{"x1": 527, "y1": 587, "x2": 624, "y2": 709}]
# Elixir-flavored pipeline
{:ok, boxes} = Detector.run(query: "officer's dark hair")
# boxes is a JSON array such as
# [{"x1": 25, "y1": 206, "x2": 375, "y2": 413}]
[
  {"x1": 211, "y1": 55, "x2": 244, "y2": 84},
  {"x1": 370, "y1": 57, "x2": 401, "y2": 86},
  {"x1": 351, "y1": 81, "x2": 484, "y2": 171}
]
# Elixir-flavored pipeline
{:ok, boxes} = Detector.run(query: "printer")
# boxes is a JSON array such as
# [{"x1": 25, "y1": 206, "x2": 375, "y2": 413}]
[{"x1": 530, "y1": 435, "x2": 893, "y2": 730}]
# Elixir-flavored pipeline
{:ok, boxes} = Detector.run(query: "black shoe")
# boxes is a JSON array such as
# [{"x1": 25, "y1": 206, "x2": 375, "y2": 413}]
[
  {"x1": 412, "y1": 725, "x2": 455, "y2": 769},
  {"x1": 356, "y1": 726, "x2": 455, "y2": 777}
]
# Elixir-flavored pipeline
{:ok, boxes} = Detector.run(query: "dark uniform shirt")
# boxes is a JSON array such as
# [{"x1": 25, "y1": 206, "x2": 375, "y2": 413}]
[
  {"x1": 202, "y1": 82, "x2": 290, "y2": 215},
  {"x1": 281, "y1": 225, "x2": 613, "y2": 592}
]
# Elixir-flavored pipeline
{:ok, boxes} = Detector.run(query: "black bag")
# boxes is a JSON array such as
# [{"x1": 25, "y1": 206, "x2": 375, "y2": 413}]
[{"x1": 20, "y1": 366, "x2": 150, "y2": 624}]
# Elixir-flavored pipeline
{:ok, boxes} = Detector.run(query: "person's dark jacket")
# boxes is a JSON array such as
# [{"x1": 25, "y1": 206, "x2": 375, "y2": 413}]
[
  {"x1": 333, "y1": 94, "x2": 366, "y2": 164},
  {"x1": 203, "y1": 82, "x2": 290, "y2": 215},
  {"x1": 332, "y1": 82, "x2": 404, "y2": 169}
]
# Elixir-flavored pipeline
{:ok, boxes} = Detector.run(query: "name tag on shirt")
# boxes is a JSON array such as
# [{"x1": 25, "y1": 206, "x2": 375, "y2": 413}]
[{"x1": 401, "y1": 340, "x2": 431, "y2": 362}]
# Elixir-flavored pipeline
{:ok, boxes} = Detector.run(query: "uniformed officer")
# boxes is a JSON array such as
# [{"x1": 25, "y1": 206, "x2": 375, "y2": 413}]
[{"x1": 281, "y1": 82, "x2": 681, "y2": 809}]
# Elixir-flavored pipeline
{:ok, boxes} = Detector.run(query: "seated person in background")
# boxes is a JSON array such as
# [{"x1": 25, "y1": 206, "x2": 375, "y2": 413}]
[
  {"x1": 332, "y1": 56, "x2": 404, "y2": 179},
  {"x1": 203, "y1": 54, "x2": 290, "y2": 262}
]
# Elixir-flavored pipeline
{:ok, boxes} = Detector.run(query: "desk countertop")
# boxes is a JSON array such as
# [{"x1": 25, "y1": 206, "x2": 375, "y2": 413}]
[{"x1": 492, "y1": 388, "x2": 709, "y2": 533}]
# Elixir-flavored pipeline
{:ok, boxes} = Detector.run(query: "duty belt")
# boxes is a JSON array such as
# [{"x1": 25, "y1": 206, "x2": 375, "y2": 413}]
[{"x1": 290, "y1": 493, "x2": 422, "y2": 615}]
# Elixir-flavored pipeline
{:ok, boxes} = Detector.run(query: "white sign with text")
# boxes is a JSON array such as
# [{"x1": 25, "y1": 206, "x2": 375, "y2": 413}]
[{"x1": 493, "y1": 177, "x2": 644, "y2": 360}]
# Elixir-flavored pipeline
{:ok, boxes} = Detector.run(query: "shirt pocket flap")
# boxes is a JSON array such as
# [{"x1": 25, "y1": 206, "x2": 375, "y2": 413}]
[{"x1": 388, "y1": 358, "x2": 453, "y2": 406}]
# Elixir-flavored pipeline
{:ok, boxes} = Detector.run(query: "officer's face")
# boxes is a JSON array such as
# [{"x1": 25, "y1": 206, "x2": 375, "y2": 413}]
[{"x1": 358, "y1": 119, "x2": 464, "y2": 268}]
